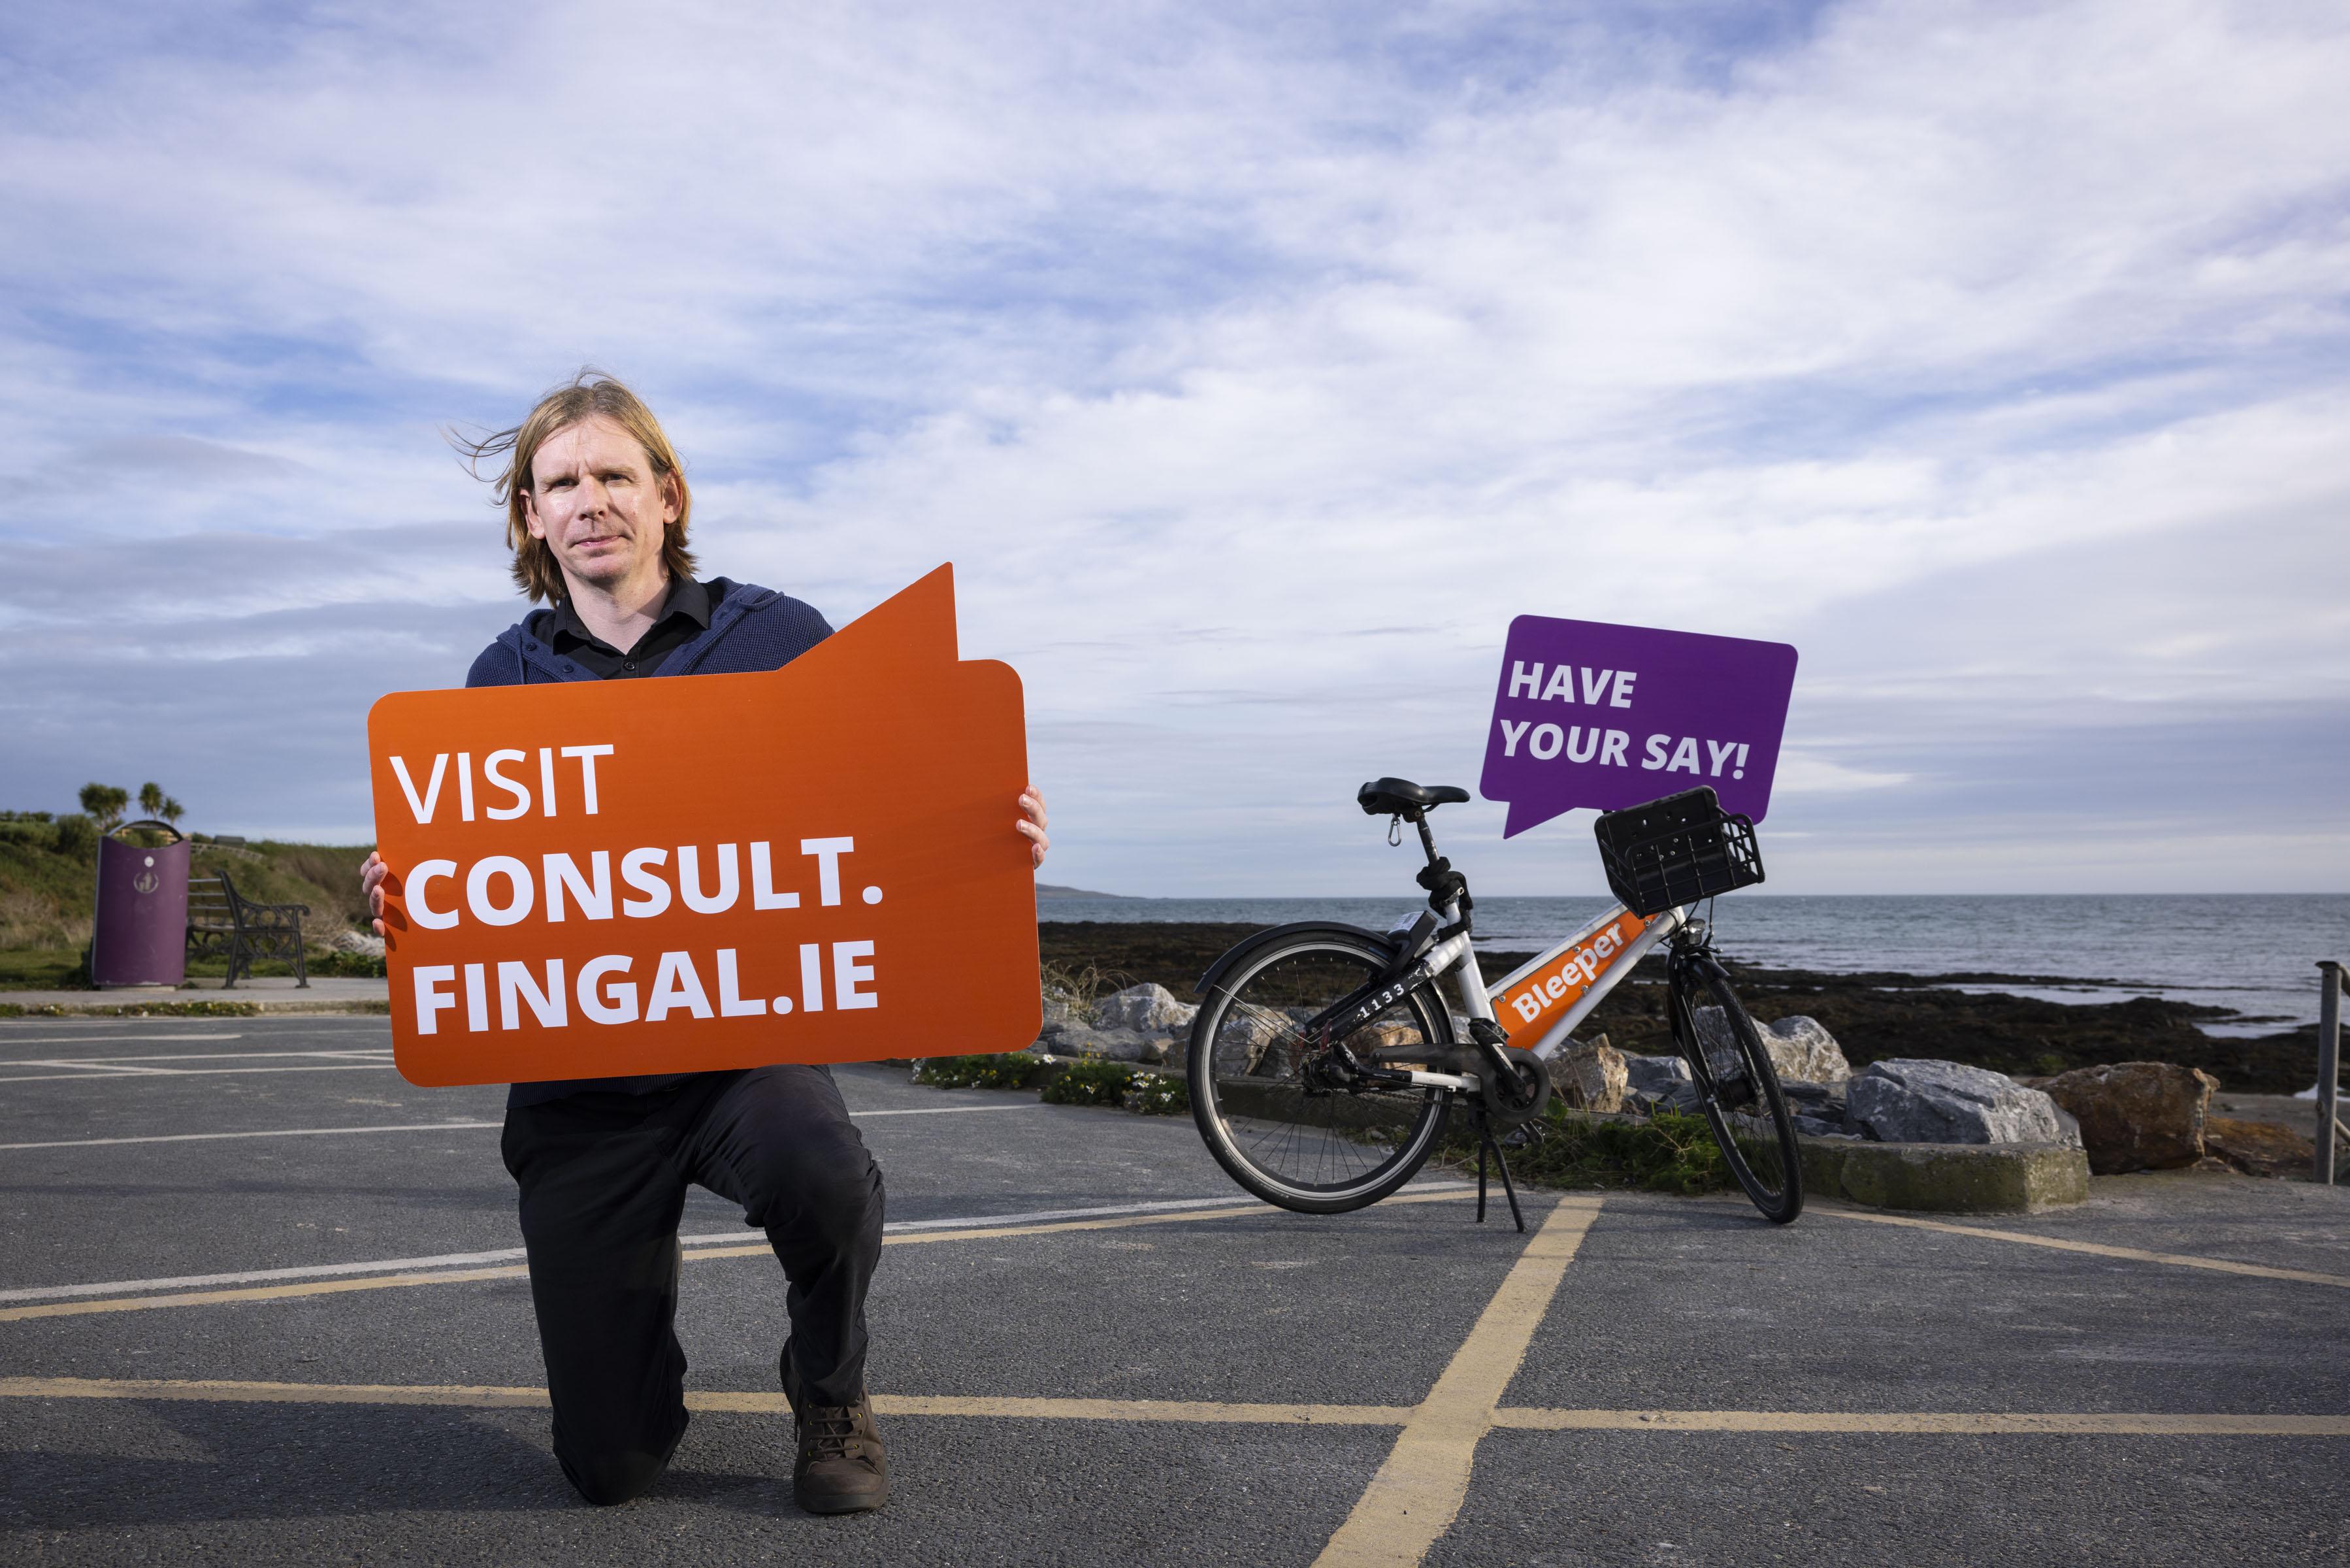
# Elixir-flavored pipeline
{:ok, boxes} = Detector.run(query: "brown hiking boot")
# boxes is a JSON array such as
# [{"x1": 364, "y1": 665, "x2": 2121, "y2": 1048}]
[{"x1": 781, "y1": 1348, "x2": 890, "y2": 1514}]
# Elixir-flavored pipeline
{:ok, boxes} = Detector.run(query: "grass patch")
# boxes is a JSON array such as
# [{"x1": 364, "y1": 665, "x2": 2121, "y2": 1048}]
[
  {"x1": 0, "y1": 946, "x2": 88, "y2": 989},
  {"x1": 1038, "y1": 1057, "x2": 1139, "y2": 1107},
  {"x1": 0, "y1": 828, "x2": 379, "y2": 990},
  {"x1": 1439, "y1": 1105, "x2": 1733, "y2": 1196},
  {"x1": 913, "y1": 1051, "x2": 1190, "y2": 1115},
  {"x1": 1120, "y1": 1071, "x2": 1189, "y2": 1116},
  {"x1": 913, "y1": 1053, "x2": 1051, "y2": 1090}
]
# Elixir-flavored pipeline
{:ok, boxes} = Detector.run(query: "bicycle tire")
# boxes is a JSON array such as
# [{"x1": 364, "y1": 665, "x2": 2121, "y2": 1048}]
[
  {"x1": 1669, "y1": 954, "x2": 1804, "y2": 1224},
  {"x1": 1186, "y1": 929, "x2": 1454, "y2": 1214}
]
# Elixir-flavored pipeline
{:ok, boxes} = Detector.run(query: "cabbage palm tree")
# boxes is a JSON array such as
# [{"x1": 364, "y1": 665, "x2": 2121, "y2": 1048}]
[{"x1": 78, "y1": 783, "x2": 128, "y2": 832}]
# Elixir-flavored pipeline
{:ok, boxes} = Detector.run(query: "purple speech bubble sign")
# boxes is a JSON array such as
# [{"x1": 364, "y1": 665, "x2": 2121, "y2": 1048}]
[{"x1": 1478, "y1": 617, "x2": 1797, "y2": 837}]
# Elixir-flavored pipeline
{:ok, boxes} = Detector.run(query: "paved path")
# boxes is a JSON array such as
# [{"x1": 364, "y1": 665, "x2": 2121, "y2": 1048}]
[{"x1": 2, "y1": 1013, "x2": 2346, "y2": 1565}]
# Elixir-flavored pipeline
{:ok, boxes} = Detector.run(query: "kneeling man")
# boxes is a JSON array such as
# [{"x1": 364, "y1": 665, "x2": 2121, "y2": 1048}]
[{"x1": 362, "y1": 372, "x2": 1048, "y2": 1512}]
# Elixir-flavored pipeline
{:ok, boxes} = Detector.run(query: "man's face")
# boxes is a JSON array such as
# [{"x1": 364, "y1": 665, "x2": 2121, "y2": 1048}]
[{"x1": 521, "y1": 416, "x2": 680, "y2": 596}]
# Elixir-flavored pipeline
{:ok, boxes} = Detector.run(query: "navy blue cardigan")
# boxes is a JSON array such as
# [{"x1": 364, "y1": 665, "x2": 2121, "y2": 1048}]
[{"x1": 465, "y1": 577, "x2": 834, "y2": 1107}]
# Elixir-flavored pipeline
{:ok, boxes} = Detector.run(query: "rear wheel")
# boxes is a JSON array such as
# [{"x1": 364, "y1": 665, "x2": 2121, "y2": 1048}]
[
  {"x1": 1186, "y1": 930, "x2": 1455, "y2": 1213},
  {"x1": 1670, "y1": 953, "x2": 1804, "y2": 1224}
]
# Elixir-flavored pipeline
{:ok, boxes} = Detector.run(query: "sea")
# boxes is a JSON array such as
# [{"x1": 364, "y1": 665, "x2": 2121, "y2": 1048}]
[{"x1": 1039, "y1": 894, "x2": 2350, "y2": 1035}]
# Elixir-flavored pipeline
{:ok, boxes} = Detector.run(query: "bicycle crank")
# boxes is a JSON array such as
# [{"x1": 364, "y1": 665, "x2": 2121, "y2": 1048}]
[{"x1": 1479, "y1": 1043, "x2": 1552, "y2": 1127}]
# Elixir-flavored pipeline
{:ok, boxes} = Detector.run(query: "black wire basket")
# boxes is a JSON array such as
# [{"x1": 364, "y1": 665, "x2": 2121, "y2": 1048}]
[{"x1": 1593, "y1": 787, "x2": 1765, "y2": 917}]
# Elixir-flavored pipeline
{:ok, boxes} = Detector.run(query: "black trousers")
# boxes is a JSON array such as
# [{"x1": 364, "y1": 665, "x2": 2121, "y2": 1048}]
[{"x1": 500, "y1": 1064, "x2": 886, "y2": 1505}]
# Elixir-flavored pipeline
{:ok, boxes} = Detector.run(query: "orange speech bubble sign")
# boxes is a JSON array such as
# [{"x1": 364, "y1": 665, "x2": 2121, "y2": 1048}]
[{"x1": 366, "y1": 564, "x2": 1039, "y2": 1087}]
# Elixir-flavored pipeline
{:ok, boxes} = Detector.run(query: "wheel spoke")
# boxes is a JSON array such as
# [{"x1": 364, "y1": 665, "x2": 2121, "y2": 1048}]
[
  {"x1": 1671, "y1": 951, "x2": 1803, "y2": 1224},
  {"x1": 1188, "y1": 934, "x2": 1453, "y2": 1212}
]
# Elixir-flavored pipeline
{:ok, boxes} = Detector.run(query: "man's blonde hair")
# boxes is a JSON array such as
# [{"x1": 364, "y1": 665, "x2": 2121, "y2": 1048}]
[{"x1": 453, "y1": 370, "x2": 696, "y2": 602}]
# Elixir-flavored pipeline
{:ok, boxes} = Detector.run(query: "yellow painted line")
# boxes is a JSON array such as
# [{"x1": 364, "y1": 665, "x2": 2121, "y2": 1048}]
[
  {"x1": 0, "y1": 1377, "x2": 1407, "y2": 1426},
  {"x1": 1, "y1": 1189, "x2": 1477, "y2": 1322},
  {"x1": 766, "y1": 1393, "x2": 1409, "y2": 1425},
  {"x1": 1814, "y1": 1205, "x2": 2350, "y2": 1290},
  {"x1": 1314, "y1": 1198, "x2": 1603, "y2": 1568},
  {"x1": 0, "y1": 1376, "x2": 552, "y2": 1408},
  {"x1": 1492, "y1": 1407, "x2": 2350, "y2": 1435},
  {"x1": 7, "y1": 1379, "x2": 2335, "y2": 1440}
]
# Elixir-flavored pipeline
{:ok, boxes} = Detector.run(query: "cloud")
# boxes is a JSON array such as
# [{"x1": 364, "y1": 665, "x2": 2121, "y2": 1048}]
[{"x1": 0, "y1": 0, "x2": 2343, "y2": 892}]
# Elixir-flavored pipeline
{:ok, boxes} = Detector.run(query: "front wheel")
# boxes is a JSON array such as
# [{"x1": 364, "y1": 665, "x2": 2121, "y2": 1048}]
[
  {"x1": 1670, "y1": 953, "x2": 1804, "y2": 1224},
  {"x1": 1187, "y1": 930, "x2": 1455, "y2": 1213}
]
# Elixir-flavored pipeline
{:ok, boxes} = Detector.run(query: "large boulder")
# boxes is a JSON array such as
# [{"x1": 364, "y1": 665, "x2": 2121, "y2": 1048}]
[
  {"x1": 2036, "y1": 1062, "x2": 2216, "y2": 1174},
  {"x1": 1689, "y1": 1007, "x2": 1850, "y2": 1085},
  {"x1": 1846, "y1": 1059, "x2": 2080, "y2": 1147},
  {"x1": 1205, "y1": 1003, "x2": 1289, "y2": 1077},
  {"x1": 1034, "y1": 1020, "x2": 1159, "y2": 1063},
  {"x1": 1622, "y1": 1053, "x2": 1692, "y2": 1098},
  {"x1": 1621, "y1": 1053, "x2": 1699, "y2": 1115},
  {"x1": 1761, "y1": 1016, "x2": 1850, "y2": 1085},
  {"x1": 1096, "y1": 983, "x2": 1198, "y2": 1035},
  {"x1": 1549, "y1": 1035, "x2": 1628, "y2": 1113},
  {"x1": 2205, "y1": 1117, "x2": 2315, "y2": 1179},
  {"x1": 1780, "y1": 1078, "x2": 1856, "y2": 1138}
]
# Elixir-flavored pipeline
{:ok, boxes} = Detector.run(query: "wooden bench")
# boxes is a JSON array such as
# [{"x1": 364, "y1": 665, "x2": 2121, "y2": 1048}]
[{"x1": 186, "y1": 870, "x2": 310, "y2": 988}]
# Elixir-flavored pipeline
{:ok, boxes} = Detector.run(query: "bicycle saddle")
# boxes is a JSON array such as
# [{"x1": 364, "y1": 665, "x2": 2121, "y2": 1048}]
[{"x1": 1357, "y1": 777, "x2": 1472, "y2": 817}]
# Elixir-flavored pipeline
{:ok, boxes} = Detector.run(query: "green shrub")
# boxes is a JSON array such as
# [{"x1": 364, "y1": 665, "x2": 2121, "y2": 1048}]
[
  {"x1": 914, "y1": 1053, "x2": 1049, "y2": 1090},
  {"x1": 306, "y1": 949, "x2": 387, "y2": 979},
  {"x1": 1120, "y1": 1071, "x2": 1190, "y2": 1116},
  {"x1": 1039, "y1": 1057, "x2": 1137, "y2": 1107},
  {"x1": 50, "y1": 815, "x2": 97, "y2": 860}
]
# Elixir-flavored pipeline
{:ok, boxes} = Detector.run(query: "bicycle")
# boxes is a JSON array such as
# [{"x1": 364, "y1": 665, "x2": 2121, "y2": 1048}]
[{"x1": 1185, "y1": 780, "x2": 1801, "y2": 1228}]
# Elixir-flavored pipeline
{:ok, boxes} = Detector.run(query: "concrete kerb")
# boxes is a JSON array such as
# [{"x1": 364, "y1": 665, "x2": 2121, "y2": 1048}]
[
  {"x1": 1801, "y1": 1135, "x2": 2090, "y2": 1215},
  {"x1": 0, "y1": 979, "x2": 393, "y2": 1018},
  {"x1": 1122, "y1": 1079, "x2": 2096, "y2": 1215}
]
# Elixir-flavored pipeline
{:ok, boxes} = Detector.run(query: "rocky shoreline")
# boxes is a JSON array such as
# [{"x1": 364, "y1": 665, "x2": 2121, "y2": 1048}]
[{"x1": 1038, "y1": 921, "x2": 2321, "y2": 1094}]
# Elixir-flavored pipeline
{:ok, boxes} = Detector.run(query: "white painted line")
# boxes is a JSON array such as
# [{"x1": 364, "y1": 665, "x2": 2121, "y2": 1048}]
[
  {"x1": 885, "y1": 1194, "x2": 1260, "y2": 1232},
  {"x1": 0, "y1": 1121, "x2": 506, "y2": 1152},
  {"x1": 0, "y1": 1066, "x2": 400, "y2": 1084},
  {"x1": 14, "y1": 1050, "x2": 393, "y2": 1066},
  {"x1": 0, "y1": 1184, "x2": 1477, "y2": 1303},
  {"x1": 0, "y1": 1246, "x2": 543, "y2": 1302},
  {"x1": 0, "y1": 1102, "x2": 1039, "y2": 1152},
  {"x1": 10, "y1": 1063, "x2": 177, "y2": 1077},
  {"x1": 0, "y1": 1034, "x2": 248, "y2": 1047}
]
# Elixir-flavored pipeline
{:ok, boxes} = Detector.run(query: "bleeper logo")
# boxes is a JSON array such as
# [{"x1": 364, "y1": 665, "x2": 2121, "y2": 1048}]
[{"x1": 367, "y1": 565, "x2": 1041, "y2": 1087}]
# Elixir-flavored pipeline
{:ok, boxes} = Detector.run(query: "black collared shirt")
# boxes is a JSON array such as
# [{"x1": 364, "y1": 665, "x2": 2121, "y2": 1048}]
[{"x1": 547, "y1": 576, "x2": 711, "y2": 678}]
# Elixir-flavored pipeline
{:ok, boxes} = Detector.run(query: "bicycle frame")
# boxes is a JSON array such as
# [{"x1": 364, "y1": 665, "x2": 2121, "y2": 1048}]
[{"x1": 1391, "y1": 892, "x2": 1689, "y2": 1078}]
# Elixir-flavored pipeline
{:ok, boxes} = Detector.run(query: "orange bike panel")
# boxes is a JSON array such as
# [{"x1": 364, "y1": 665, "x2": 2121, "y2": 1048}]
[
  {"x1": 1490, "y1": 909, "x2": 1651, "y2": 1051},
  {"x1": 366, "y1": 564, "x2": 1041, "y2": 1087}
]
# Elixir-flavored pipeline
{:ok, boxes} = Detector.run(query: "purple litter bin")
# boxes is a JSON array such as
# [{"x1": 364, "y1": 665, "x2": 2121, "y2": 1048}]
[{"x1": 90, "y1": 819, "x2": 191, "y2": 988}]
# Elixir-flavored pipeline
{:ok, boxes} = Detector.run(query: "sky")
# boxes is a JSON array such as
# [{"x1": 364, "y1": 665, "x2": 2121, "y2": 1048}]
[{"x1": 1, "y1": 0, "x2": 2344, "y2": 897}]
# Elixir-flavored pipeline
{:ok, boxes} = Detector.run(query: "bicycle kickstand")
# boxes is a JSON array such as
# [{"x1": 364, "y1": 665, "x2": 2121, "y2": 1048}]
[{"x1": 1473, "y1": 1111, "x2": 1526, "y2": 1233}]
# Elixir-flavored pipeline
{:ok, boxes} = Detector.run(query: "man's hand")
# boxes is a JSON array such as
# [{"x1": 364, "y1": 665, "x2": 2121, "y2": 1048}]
[
  {"x1": 1017, "y1": 784, "x2": 1049, "y2": 869},
  {"x1": 360, "y1": 851, "x2": 389, "y2": 937}
]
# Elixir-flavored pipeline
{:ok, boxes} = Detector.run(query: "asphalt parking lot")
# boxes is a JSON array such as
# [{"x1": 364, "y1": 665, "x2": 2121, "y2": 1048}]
[{"x1": 3, "y1": 1014, "x2": 2348, "y2": 1566}]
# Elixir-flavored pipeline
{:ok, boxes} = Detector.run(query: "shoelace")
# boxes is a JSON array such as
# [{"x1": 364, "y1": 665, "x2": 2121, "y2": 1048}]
[{"x1": 802, "y1": 1407, "x2": 866, "y2": 1461}]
